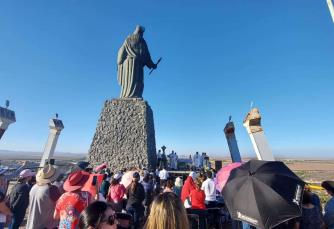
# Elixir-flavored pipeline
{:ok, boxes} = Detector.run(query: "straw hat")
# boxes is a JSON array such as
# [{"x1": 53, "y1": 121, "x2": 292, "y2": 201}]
[
  {"x1": 63, "y1": 170, "x2": 90, "y2": 192},
  {"x1": 36, "y1": 165, "x2": 57, "y2": 185}
]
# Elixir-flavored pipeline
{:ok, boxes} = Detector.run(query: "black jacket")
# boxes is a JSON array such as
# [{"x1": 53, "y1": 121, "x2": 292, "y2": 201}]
[
  {"x1": 126, "y1": 182, "x2": 145, "y2": 209},
  {"x1": 9, "y1": 182, "x2": 29, "y2": 214}
]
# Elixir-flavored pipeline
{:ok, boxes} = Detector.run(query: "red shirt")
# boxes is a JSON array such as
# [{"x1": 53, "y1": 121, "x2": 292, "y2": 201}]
[
  {"x1": 181, "y1": 176, "x2": 196, "y2": 203},
  {"x1": 189, "y1": 189, "x2": 206, "y2": 210},
  {"x1": 55, "y1": 191, "x2": 91, "y2": 229}
]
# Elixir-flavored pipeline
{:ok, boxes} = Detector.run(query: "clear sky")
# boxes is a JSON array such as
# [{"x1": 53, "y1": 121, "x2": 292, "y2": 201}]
[{"x1": 1, "y1": 1, "x2": 333, "y2": 158}]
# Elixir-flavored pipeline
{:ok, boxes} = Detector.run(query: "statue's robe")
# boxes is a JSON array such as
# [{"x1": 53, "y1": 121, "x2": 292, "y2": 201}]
[{"x1": 117, "y1": 34, "x2": 155, "y2": 98}]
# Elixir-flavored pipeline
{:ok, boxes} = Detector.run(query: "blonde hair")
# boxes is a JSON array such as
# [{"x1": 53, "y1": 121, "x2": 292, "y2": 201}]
[
  {"x1": 144, "y1": 192, "x2": 189, "y2": 229},
  {"x1": 195, "y1": 178, "x2": 202, "y2": 189}
]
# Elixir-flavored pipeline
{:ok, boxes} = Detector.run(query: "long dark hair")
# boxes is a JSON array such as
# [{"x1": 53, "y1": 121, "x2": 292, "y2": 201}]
[
  {"x1": 130, "y1": 178, "x2": 140, "y2": 193},
  {"x1": 111, "y1": 177, "x2": 120, "y2": 186},
  {"x1": 78, "y1": 201, "x2": 109, "y2": 229}
]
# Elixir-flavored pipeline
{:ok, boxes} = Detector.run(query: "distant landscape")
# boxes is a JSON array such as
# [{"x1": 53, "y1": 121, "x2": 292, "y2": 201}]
[
  {"x1": 1, "y1": 149, "x2": 333, "y2": 183},
  {"x1": 0, "y1": 149, "x2": 86, "y2": 160}
]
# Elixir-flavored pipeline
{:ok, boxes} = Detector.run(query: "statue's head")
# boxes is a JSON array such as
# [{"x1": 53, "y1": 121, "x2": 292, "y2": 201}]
[{"x1": 134, "y1": 25, "x2": 145, "y2": 36}]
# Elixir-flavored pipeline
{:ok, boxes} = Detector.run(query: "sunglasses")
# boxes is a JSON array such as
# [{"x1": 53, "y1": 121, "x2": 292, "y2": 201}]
[
  {"x1": 101, "y1": 214, "x2": 116, "y2": 226},
  {"x1": 95, "y1": 213, "x2": 115, "y2": 229}
]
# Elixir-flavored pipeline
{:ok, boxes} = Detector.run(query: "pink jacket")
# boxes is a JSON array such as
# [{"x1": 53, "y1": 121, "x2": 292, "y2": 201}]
[{"x1": 108, "y1": 184, "x2": 126, "y2": 203}]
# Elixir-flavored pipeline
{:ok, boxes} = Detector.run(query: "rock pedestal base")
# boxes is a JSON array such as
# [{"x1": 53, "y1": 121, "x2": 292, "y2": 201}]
[{"x1": 88, "y1": 99, "x2": 157, "y2": 171}]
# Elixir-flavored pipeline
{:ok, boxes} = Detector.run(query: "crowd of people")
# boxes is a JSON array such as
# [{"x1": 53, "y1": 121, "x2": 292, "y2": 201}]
[{"x1": 0, "y1": 161, "x2": 333, "y2": 229}]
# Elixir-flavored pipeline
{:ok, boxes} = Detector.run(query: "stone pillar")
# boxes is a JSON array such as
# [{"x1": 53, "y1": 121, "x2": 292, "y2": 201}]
[
  {"x1": 327, "y1": 0, "x2": 334, "y2": 23},
  {"x1": 89, "y1": 98, "x2": 157, "y2": 171},
  {"x1": 39, "y1": 118, "x2": 64, "y2": 167},
  {"x1": 0, "y1": 105, "x2": 16, "y2": 140},
  {"x1": 224, "y1": 121, "x2": 242, "y2": 163},
  {"x1": 243, "y1": 108, "x2": 275, "y2": 161}
]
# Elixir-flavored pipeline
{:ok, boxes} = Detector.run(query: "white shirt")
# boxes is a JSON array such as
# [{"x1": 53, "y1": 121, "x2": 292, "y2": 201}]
[
  {"x1": 0, "y1": 213, "x2": 6, "y2": 223},
  {"x1": 159, "y1": 169, "x2": 169, "y2": 180},
  {"x1": 201, "y1": 178, "x2": 216, "y2": 201}
]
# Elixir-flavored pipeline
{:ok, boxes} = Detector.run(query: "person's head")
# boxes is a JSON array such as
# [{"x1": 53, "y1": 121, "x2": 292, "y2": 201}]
[
  {"x1": 79, "y1": 201, "x2": 116, "y2": 229},
  {"x1": 36, "y1": 165, "x2": 57, "y2": 185},
  {"x1": 189, "y1": 171, "x2": 197, "y2": 181},
  {"x1": 130, "y1": 172, "x2": 140, "y2": 192},
  {"x1": 302, "y1": 190, "x2": 313, "y2": 205},
  {"x1": 143, "y1": 174, "x2": 150, "y2": 183},
  {"x1": 19, "y1": 169, "x2": 35, "y2": 183},
  {"x1": 132, "y1": 172, "x2": 140, "y2": 182},
  {"x1": 199, "y1": 173, "x2": 206, "y2": 182},
  {"x1": 63, "y1": 170, "x2": 90, "y2": 192},
  {"x1": 166, "y1": 179, "x2": 174, "y2": 189},
  {"x1": 133, "y1": 25, "x2": 145, "y2": 36},
  {"x1": 322, "y1": 180, "x2": 334, "y2": 196},
  {"x1": 145, "y1": 192, "x2": 189, "y2": 229},
  {"x1": 206, "y1": 171, "x2": 212, "y2": 179},
  {"x1": 174, "y1": 177, "x2": 183, "y2": 187},
  {"x1": 195, "y1": 178, "x2": 202, "y2": 190},
  {"x1": 111, "y1": 173, "x2": 122, "y2": 185}
]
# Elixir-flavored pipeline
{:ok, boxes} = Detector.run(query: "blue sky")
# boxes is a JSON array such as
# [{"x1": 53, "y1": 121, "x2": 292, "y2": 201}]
[{"x1": 0, "y1": 1, "x2": 333, "y2": 158}]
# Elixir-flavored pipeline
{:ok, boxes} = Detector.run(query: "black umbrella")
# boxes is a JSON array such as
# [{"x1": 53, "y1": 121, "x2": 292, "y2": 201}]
[{"x1": 222, "y1": 160, "x2": 305, "y2": 229}]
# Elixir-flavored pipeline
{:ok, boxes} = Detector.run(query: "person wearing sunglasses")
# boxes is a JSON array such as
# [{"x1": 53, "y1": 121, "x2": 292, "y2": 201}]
[{"x1": 78, "y1": 201, "x2": 116, "y2": 229}]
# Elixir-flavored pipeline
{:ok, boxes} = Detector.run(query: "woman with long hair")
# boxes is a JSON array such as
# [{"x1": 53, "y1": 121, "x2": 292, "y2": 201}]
[
  {"x1": 144, "y1": 192, "x2": 189, "y2": 229},
  {"x1": 126, "y1": 172, "x2": 145, "y2": 229}
]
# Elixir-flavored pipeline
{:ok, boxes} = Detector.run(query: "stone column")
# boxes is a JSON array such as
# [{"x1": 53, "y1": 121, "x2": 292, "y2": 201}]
[
  {"x1": 327, "y1": 0, "x2": 334, "y2": 23},
  {"x1": 224, "y1": 121, "x2": 242, "y2": 163},
  {"x1": 0, "y1": 105, "x2": 16, "y2": 140},
  {"x1": 243, "y1": 108, "x2": 275, "y2": 161},
  {"x1": 39, "y1": 118, "x2": 64, "y2": 167}
]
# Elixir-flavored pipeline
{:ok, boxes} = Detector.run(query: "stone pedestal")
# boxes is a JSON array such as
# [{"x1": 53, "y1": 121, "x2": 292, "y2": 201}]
[
  {"x1": 0, "y1": 106, "x2": 16, "y2": 140},
  {"x1": 224, "y1": 121, "x2": 242, "y2": 163},
  {"x1": 40, "y1": 118, "x2": 64, "y2": 167},
  {"x1": 88, "y1": 99, "x2": 157, "y2": 171},
  {"x1": 243, "y1": 108, "x2": 275, "y2": 161}
]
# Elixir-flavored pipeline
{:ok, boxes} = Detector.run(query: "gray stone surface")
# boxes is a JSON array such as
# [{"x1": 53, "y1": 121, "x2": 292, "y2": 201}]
[{"x1": 88, "y1": 98, "x2": 157, "y2": 171}]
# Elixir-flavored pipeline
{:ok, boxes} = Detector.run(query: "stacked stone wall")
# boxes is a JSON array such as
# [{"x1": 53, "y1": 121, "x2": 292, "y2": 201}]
[{"x1": 89, "y1": 99, "x2": 157, "y2": 171}]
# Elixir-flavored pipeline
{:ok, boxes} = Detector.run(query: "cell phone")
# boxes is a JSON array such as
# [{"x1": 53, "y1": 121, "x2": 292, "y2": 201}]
[
  {"x1": 92, "y1": 175, "x2": 97, "y2": 186},
  {"x1": 49, "y1": 159, "x2": 55, "y2": 165}
]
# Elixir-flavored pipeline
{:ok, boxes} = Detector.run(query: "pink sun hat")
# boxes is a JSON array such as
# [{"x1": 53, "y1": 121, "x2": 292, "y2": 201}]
[{"x1": 19, "y1": 169, "x2": 36, "y2": 178}]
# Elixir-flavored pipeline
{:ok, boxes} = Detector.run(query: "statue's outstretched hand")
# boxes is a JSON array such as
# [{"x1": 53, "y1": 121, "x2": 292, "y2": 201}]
[{"x1": 152, "y1": 64, "x2": 157, "y2": 70}]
